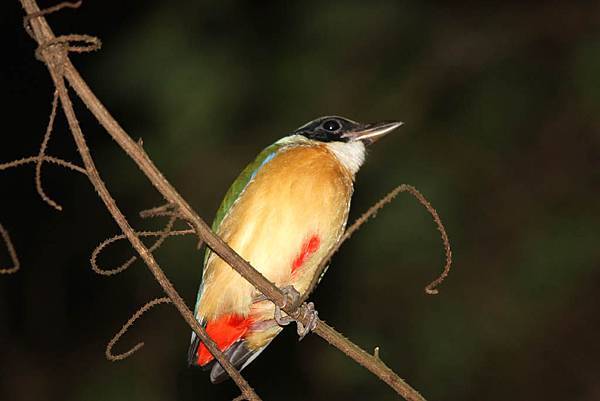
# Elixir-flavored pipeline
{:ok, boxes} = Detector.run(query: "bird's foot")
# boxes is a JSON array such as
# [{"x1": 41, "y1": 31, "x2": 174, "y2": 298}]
[
  {"x1": 274, "y1": 285, "x2": 300, "y2": 326},
  {"x1": 295, "y1": 301, "x2": 318, "y2": 341},
  {"x1": 273, "y1": 286, "x2": 318, "y2": 341}
]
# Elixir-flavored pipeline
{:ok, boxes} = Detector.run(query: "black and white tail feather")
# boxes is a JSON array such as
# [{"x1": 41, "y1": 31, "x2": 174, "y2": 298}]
[{"x1": 188, "y1": 329, "x2": 270, "y2": 384}]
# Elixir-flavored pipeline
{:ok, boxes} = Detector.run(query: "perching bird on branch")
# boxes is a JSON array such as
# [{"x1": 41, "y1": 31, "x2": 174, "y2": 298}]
[{"x1": 188, "y1": 116, "x2": 402, "y2": 382}]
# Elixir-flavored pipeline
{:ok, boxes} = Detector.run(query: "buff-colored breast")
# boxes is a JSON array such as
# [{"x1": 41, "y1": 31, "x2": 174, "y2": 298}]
[{"x1": 198, "y1": 144, "x2": 354, "y2": 322}]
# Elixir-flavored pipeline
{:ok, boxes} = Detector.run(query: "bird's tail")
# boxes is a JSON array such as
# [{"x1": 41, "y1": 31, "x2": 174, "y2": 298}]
[
  {"x1": 187, "y1": 313, "x2": 256, "y2": 383},
  {"x1": 208, "y1": 340, "x2": 271, "y2": 383},
  {"x1": 188, "y1": 313, "x2": 281, "y2": 383}
]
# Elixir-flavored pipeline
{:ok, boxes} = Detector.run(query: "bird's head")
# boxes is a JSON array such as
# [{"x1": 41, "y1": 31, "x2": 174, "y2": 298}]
[{"x1": 285, "y1": 115, "x2": 403, "y2": 175}]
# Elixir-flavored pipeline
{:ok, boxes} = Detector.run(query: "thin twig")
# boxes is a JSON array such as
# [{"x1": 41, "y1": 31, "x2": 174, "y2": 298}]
[
  {"x1": 22, "y1": 0, "x2": 101, "y2": 61},
  {"x1": 34, "y1": 34, "x2": 101, "y2": 61},
  {"x1": 138, "y1": 203, "x2": 200, "y2": 247},
  {"x1": 139, "y1": 203, "x2": 174, "y2": 219},
  {"x1": 0, "y1": 223, "x2": 20, "y2": 274},
  {"x1": 35, "y1": 89, "x2": 63, "y2": 210},
  {"x1": 106, "y1": 297, "x2": 172, "y2": 361},
  {"x1": 403, "y1": 186, "x2": 452, "y2": 295},
  {"x1": 23, "y1": 0, "x2": 82, "y2": 39},
  {"x1": 0, "y1": 155, "x2": 86, "y2": 174},
  {"x1": 91, "y1": 220, "x2": 194, "y2": 276}
]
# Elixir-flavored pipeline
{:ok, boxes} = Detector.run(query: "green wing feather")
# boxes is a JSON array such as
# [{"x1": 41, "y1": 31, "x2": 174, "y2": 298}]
[
  {"x1": 210, "y1": 142, "x2": 282, "y2": 235},
  {"x1": 193, "y1": 142, "x2": 284, "y2": 315}
]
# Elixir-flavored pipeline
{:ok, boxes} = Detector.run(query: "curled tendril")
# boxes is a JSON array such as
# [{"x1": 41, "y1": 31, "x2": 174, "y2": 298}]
[
  {"x1": 91, "y1": 215, "x2": 194, "y2": 276},
  {"x1": 138, "y1": 203, "x2": 201, "y2": 248},
  {"x1": 23, "y1": 1, "x2": 101, "y2": 62},
  {"x1": 302, "y1": 184, "x2": 453, "y2": 303},
  {"x1": 404, "y1": 186, "x2": 453, "y2": 295},
  {"x1": 0, "y1": 90, "x2": 87, "y2": 209},
  {"x1": 23, "y1": 0, "x2": 83, "y2": 39},
  {"x1": 139, "y1": 204, "x2": 193, "y2": 232},
  {"x1": 35, "y1": 89, "x2": 63, "y2": 210},
  {"x1": 12, "y1": 2, "x2": 97, "y2": 210},
  {"x1": 0, "y1": 223, "x2": 20, "y2": 275},
  {"x1": 106, "y1": 297, "x2": 172, "y2": 361},
  {"x1": 139, "y1": 203, "x2": 176, "y2": 219},
  {"x1": 34, "y1": 34, "x2": 101, "y2": 61},
  {"x1": 0, "y1": 155, "x2": 86, "y2": 174}
]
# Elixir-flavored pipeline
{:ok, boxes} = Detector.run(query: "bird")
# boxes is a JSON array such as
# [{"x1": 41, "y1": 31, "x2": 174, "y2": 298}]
[{"x1": 188, "y1": 115, "x2": 402, "y2": 383}]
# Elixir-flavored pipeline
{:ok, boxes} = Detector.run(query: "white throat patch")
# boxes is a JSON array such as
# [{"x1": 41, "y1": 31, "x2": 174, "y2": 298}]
[{"x1": 325, "y1": 141, "x2": 366, "y2": 175}]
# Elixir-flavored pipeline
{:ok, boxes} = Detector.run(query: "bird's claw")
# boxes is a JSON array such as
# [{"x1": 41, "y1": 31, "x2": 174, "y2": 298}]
[
  {"x1": 296, "y1": 301, "x2": 318, "y2": 341},
  {"x1": 274, "y1": 285, "x2": 300, "y2": 326},
  {"x1": 274, "y1": 305, "x2": 293, "y2": 326},
  {"x1": 273, "y1": 286, "x2": 318, "y2": 341},
  {"x1": 281, "y1": 285, "x2": 301, "y2": 308}
]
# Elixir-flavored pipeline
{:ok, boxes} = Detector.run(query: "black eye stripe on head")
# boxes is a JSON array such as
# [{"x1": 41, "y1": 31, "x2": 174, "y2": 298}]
[
  {"x1": 295, "y1": 116, "x2": 357, "y2": 143},
  {"x1": 305, "y1": 130, "x2": 347, "y2": 142}
]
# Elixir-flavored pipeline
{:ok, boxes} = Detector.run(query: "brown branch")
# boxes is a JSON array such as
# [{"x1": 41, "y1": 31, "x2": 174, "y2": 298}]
[
  {"x1": 54, "y1": 58, "x2": 260, "y2": 400},
  {"x1": 313, "y1": 323, "x2": 423, "y2": 401},
  {"x1": 106, "y1": 297, "x2": 172, "y2": 361},
  {"x1": 14, "y1": 1, "x2": 446, "y2": 400},
  {"x1": 0, "y1": 223, "x2": 20, "y2": 274},
  {"x1": 20, "y1": 3, "x2": 260, "y2": 399}
]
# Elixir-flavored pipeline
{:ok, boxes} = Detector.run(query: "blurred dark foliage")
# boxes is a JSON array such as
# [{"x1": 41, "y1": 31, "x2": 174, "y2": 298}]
[{"x1": 1, "y1": 1, "x2": 599, "y2": 400}]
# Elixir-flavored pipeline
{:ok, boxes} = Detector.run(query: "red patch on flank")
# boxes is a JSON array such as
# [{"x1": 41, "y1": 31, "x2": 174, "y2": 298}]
[
  {"x1": 292, "y1": 235, "x2": 321, "y2": 274},
  {"x1": 197, "y1": 314, "x2": 253, "y2": 366}
]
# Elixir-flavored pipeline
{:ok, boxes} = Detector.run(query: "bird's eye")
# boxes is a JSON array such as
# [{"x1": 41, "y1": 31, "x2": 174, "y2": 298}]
[{"x1": 322, "y1": 119, "x2": 341, "y2": 132}]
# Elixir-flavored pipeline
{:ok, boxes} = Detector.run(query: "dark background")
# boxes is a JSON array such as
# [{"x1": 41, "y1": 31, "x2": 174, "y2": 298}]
[{"x1": 2, "y1": 1, "x2": 599, "y2": 400}]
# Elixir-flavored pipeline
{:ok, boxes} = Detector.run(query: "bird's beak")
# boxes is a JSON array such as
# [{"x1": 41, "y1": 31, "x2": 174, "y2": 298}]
[{"x1": 342, "y1": 121, "x2": 404, "y2": 145}]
